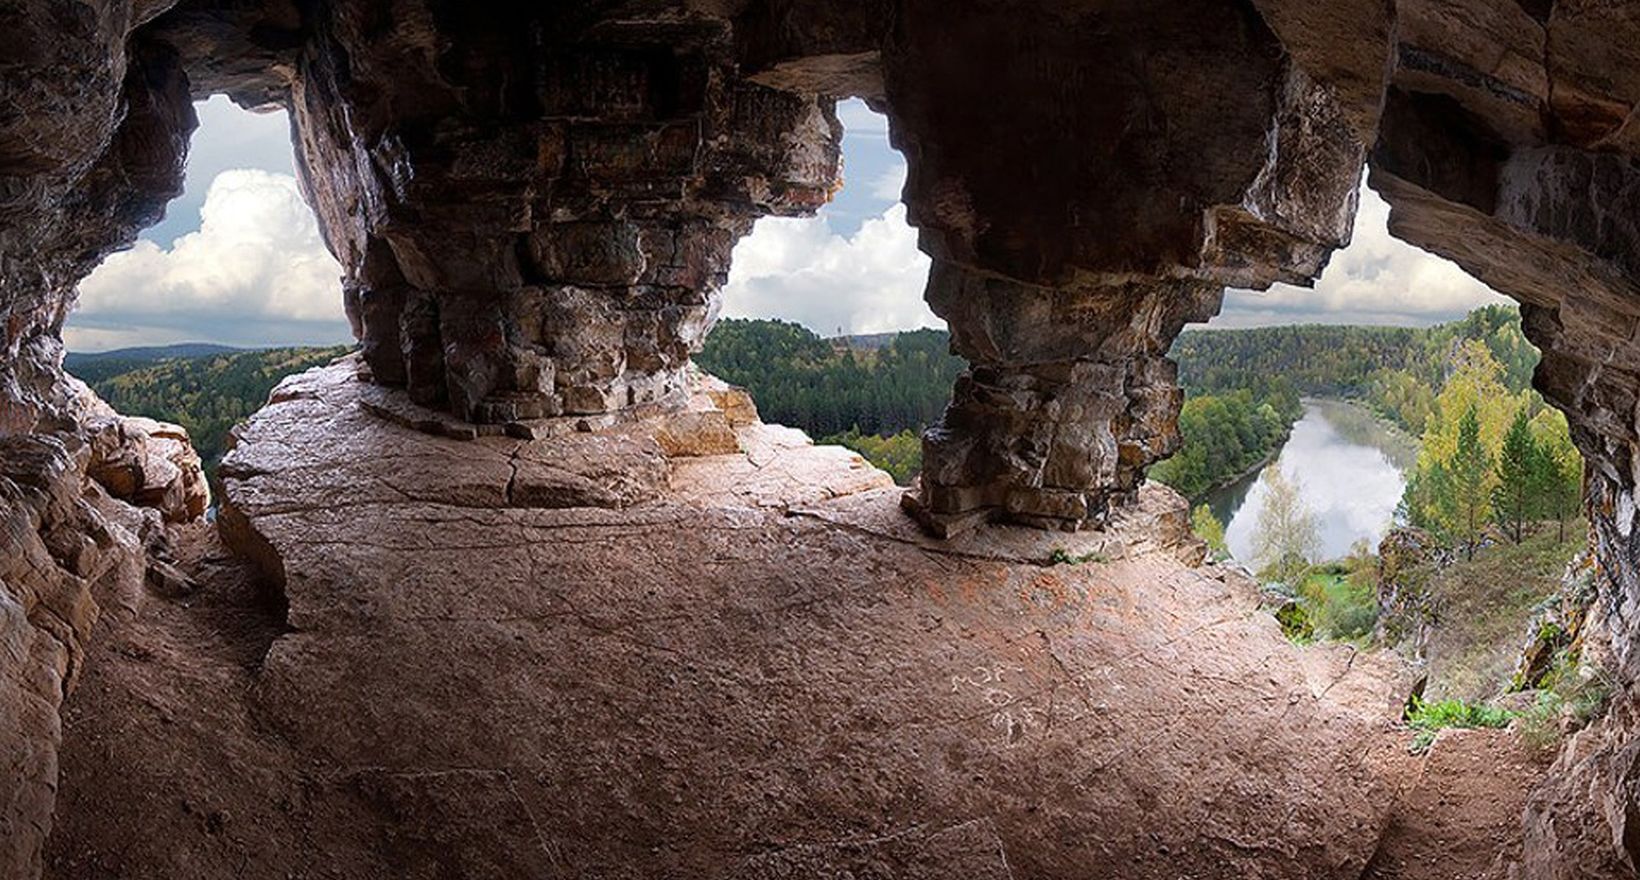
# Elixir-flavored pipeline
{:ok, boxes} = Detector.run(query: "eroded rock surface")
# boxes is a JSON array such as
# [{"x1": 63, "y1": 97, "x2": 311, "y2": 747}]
[
  {"x1": 1364, "y1": 729, "x2": 1552, "y2": 880},
  {"x1": 38, "y1": 361, "x2": 1429, "y2": 879},
  {"x1": 6, "y1": 1, "x2": 1640, "y2": 876},
  {"x1": 0, "y1": 418, "x2": 202, "y2": 877}
]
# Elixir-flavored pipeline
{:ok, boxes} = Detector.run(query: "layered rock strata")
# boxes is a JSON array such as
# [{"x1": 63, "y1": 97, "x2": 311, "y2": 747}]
[
  {"x1": 4, "y1": 1, "x2": 1640, "y2": 876},
  {"x1": 878, "y1": 0, "x2": 1361, "y2": 533},
  {"x1": 0, "y1": 407, "x2": 205, "y2": 877}
]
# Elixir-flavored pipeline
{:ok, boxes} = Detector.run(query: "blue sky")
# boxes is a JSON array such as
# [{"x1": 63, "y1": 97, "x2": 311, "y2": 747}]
[{"x1": 66, "y1": 97, "x2": 1508, "y2": 351}]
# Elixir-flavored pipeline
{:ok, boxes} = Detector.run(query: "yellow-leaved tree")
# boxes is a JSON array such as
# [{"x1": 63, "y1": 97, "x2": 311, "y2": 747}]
[{"x1": 1402, "y1": 341, "x2": 1525, "y2": 542}]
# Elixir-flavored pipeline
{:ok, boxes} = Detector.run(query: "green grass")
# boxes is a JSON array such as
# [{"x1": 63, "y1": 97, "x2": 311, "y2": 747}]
[
  {"x1": 1272, "y1": 562, "x2": 1378, "y2": 644},
  {"x1": 1515, "y1": 653, "x2": 1614, "y2": 753},
  {"x1": 1404, "y1": 696, "x2": 1514, "y2": 752},
  {"x1": 1417, "y1": 523, "x2": 1585, "y2": 701}
]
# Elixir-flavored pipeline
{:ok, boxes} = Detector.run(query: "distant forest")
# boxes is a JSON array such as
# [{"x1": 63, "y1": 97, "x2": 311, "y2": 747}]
[
  {"x1": 64, "y1": 305, "x2": 1556, "y2": 499},
  {"x1": 72, "y1": 346, "x2": 351, "y2": 478},
  {"x1": 695, "y1": 319, "x2": 964, "y2": 438},
  {"x1": 695, "y1": 319, "x2": 962, "y2": 482},
  {"x1": 1171, "y1": 305, "x2": 1540, "y2": 432},
  {"x1": 1153, "y1": 305, "x2": 1544, "y2": 498}
]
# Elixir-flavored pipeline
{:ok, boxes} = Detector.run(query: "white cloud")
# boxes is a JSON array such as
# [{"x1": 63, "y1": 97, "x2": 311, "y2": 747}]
[
  {"x1": 720, "y1": 203, "x2": 938, "y2": 336},
  {"x1": 1216, "y1": 181, "x2": 1511, "y2": 327},
  {"x1": 69, "y1": 169, "x2": 348, "y2": 350}
]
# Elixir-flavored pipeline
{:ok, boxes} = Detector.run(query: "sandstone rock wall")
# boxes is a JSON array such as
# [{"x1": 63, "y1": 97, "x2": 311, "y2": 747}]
[
  {"x1": 40, "y1": 360, "x2": 1431, "y2": 880},
  {"x1": 0, "y1": 415, "x2": 203, "y2": 876}
]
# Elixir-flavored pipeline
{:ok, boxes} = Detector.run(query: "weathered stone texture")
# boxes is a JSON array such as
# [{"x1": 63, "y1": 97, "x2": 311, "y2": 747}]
[
  {"x1": 874, "y1": 0, "x2": 1364, "y2": 533},
  {"x1": 1349, "y1": 6, "x2": 1640, "y2": 876},
  {"x1": 0, "y1": 426, "x2": 186, "y2": 877},
  {"x1": 277, "y1": 5, "x2": 843, "y2": 423},
  {"x1": 911, "y1": 267, "x2": 1223, "y2": 532},
  {"x1": 7, "y1": 1, "x2": 1640, "y2": 877},
  {"x1": 34, "y1": 360, "x2": 1437, "y2": 880}
]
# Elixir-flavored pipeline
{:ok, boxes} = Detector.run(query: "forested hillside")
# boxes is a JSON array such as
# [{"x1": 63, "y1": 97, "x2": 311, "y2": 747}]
[
  {"x1": 64, "y1": 306, "x2": 1554, "y2": 502},
  {"x1": 1154, "y1": 305, "x2": 1543, "y2": 498},
  {"x1": 696, "y1": 319, "x2": 962, "y2": 482},
  {"x1": 65, "y1": 343, "x2": 243, "y2": 384},
  {"x1": 1172, "y1": 305, "x2": 1539, "y2": 433},
  {"x1": 72, "y1": 345, "x2": 352, "y2": 477},
  {"x1": 696, "y1": 319, "x2": 964, "y2": 437}
]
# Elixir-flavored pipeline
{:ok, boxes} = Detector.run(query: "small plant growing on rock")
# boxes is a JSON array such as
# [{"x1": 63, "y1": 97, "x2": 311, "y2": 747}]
[
  {"x1": 1048, "y1": 548, "x2": 1109, "y2": 566},
  {"x1": 1404, "y1": 696, "x2": 1514, "y2": 753},
  {"x1": 1516, "y1": 654, "x2": 1614, "y2": 753}
]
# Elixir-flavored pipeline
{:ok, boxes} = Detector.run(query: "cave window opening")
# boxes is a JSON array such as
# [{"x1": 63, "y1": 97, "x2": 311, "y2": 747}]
[
  {"x1": 702, "y1": 98, "x2": 952, "y2": 487},
  {"x1": 64, "y1": 94, "x2": 349, "y2": 488},
  {"x1": 1162, "y1": 165, "x2": 1583, "y2": 713}
]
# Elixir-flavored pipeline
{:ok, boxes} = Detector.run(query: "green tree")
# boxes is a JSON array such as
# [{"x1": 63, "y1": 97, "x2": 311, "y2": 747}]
[
  {"x1": 1251, "y1": 468, "x2": 1320, "y2": 584},
  {"x1": 824, "y1": 428, "x2": 923, "y2": 485},
  {"x1": 1491, "y1": 406, "x2": 1538, "y2": 544},
  {"x1": 1529, "y1": 412, "x2": 1583, "y2": 542},
  {"x1": 1191, "y1": 504, "x2": 1228, "y2": 559},
  {"x1": 1448, "y1": 404, "x2": 1494, "y2": 560},
  {"x1": 696, "y1": 319, "x2": 965, "y2": 439}
]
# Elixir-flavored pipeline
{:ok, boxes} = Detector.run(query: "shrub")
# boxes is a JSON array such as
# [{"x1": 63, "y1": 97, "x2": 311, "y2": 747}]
[
  {"x1": 1515, "y1": 655, "x2": 1614, "y2": 753},
  {"x1": 1404, "y1": 696, "x2": 1514, "y2": 752},
  {"x1": 1298, "y1": 569, "x2": 1379, "y2": 642}
]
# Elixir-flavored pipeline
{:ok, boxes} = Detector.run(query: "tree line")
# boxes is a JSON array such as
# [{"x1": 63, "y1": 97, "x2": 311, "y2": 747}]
[
  {"x1": 695, "y1": 319, "x2": 964, "y2": 483},
  {"x1": 75, "y1": 345, "x2": 352, "y2": 479},
  {"x1": 1153, "y1": 305, "x2": 1558, "y2": 501},
  {"x1": 1146, "y1": 386, "x2": 1302, "y2": 498},
  {"x1": 695, "y1": 319, "x2": 965, "y2": 439},
  {"x1": 1171, "y1": 304, "x2": 1540, "y2": 435}
]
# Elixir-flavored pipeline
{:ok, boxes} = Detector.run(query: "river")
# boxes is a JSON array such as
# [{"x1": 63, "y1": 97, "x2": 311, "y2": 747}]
[{"x1": 1204, "y1": 399, "x2": 1418, "y2": 566}]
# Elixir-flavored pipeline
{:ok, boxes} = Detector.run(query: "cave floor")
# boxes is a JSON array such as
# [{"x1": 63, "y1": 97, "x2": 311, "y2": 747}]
[{"x1": 43, "y1": 363, "x2": 1549, "y2": 880}]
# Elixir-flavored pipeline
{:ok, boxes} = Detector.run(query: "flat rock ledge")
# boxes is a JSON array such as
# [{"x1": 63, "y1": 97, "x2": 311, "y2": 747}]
[{"x1": 41, "y1": 360, "x2": 1530, "y2": 879}]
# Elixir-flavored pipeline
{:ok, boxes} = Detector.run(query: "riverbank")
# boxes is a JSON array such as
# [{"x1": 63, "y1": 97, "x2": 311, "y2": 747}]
[
  {"x1": 1186, "y1": 431, "x2": 1290, "y2": 503},
  {"x1": 1304, "y1": 396, "x2": 1419, "y2": 471}
]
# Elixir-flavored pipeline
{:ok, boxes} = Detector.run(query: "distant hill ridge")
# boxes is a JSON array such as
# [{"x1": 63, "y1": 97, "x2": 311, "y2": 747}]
[
  {"x1": 69, "y1": 344, "x2": 353, "y2": 481},
  {"x1": 66, "y1": 342, "x2": 246, "y2": 362}
]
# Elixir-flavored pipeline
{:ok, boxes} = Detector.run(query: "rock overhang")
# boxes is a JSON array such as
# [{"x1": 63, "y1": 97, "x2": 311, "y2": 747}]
[{"x1": 6, "y1": 1, "x2": 1640, "y2": 876}]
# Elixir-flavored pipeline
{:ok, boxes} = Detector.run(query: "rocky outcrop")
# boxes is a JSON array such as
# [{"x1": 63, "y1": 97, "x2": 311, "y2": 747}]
[
  {"x1": 880, "y1": 0, "x2": 1361, "y2": 533},
  {"x1": 40, "y1": 360, "x2": 1441, "y2": 879},
  {"x1": 0, "y1": 422, "x2": 197, "y2": 877},
  {"x1": 1374, "y1": 527, "x2": 1444, "y2": 657},
  {"x1": 7, "y1": 0, "x2": 1367, "y2": 536},
  {"x1": 7, "y1": 1, "x2": 1640, "y2": 876}
]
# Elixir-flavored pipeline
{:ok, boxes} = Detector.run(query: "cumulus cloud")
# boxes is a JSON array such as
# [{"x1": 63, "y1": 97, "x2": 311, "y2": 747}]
[
  {"x1": 1215, "y1": 182, "x2": 1511, "y2": 328},
  {"x1": 720, "y1": 203, "x2": 938, "y2": 336},
  {"x1": 69, "y1": 169, "x2": 348, "y2": 350}
]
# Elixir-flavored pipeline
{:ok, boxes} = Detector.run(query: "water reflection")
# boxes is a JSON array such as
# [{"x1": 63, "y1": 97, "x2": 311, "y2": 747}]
[{"x1": 1205, "y1": 399, "x2": 1415, "y2": 565}]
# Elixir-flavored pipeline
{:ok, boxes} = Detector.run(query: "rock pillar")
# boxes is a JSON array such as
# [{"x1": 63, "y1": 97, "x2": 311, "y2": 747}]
[
  {"x1": 880, "y1": 0, "x2": 1364, "y2": 534},
  {"x1": 910, "y1": 265, "x2": 1222, "y2": 534},
  {"x1": 286, "y1": 7, "x2": 843, "y2": 423}
]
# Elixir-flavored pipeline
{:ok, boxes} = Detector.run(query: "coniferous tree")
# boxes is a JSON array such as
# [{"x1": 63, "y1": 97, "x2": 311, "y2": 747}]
[
  {"x1": 1448, "y1": 404, "x2": 1494, "y2": 560},
  {"x1": 1491, "y1": 406, "x2": 1538, "y2": 543},
  {"x1": 1532, "y1": 438, "x2": 1582, "y2": 543}
]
